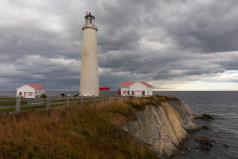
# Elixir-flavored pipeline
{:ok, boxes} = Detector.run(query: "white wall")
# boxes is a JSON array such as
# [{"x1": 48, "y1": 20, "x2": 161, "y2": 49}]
[
  {"x1": 147, "y1": 88, "x2": 153, "y2": 96},
  {"x1": 130, "y1": 82, "x2": 147, "y2": 97},
  {"x1": 120, "y1": 87, "x2": 130, "y2": 96}
]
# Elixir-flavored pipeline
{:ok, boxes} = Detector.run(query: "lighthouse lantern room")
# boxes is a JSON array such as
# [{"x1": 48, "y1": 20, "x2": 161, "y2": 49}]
[{"x1": 82, "y1": 12, "x2": 97, "y2": 31}]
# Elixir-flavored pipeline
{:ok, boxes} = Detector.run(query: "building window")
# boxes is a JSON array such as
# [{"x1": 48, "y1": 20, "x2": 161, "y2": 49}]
[
  {"x1": 142, "y1": 91, "x2": 145, "y2": 96},
  {"x1": 19, "y1": 92, "x2": 22, "y2": 95},
  {"x1": 29, "y1": 92, "x2": 33, "y2": 96},
  {"x1": 131, "y1": 91, "x2": 134, "y2": 96},
  {"x1": 123, "y1": 91, "x2": 127, "y2": 95}
]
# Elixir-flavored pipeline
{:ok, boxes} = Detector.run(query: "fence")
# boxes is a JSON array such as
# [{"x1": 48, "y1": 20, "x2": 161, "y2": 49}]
[{"x1": 0, "y1": 96, "x2": 112, "y2": 113}]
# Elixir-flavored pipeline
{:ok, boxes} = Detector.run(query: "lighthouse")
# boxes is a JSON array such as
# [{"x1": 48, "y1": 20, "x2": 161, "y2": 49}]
[{"x1": 80, "y1": 12, "x2": 99, "y2": 96}]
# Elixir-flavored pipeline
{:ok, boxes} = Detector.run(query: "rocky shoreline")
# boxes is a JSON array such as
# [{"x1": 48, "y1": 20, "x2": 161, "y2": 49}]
[
  {"x1": 122, "y1": 96, "x2": 229, "y2": 159},
  {"x1": 123, "y1": 96, "x2": 198, "y2": 158},
  {"x1": 169, "y1": 112, "x2": 229, "y2": 159}
]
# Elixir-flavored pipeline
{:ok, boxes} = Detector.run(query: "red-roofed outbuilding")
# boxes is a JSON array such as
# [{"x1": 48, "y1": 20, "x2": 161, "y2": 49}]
[
  {"x1": 16, "y1": 83, "x2": 46, "y2": 98},
  {"x1": 119, "y1": 81, "x2": 156, "y2": 97}
]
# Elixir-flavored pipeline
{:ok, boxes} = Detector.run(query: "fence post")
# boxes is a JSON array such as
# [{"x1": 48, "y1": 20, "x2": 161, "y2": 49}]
[
  {"x1": 47, "y1": 97, "x2": 50, "y2": 109},
  {"x1": 80, "y1": 96, "x2": 83, "y2": 105},
  {"x1": 93, "y1": 96, "x2": 96, "y2": 105},
  {"x1": 16, "y1": 96, "x2": 21, "y2": 113},
  {"x1": 66, "y1": 95, "x2": 70, "y2": 107}
]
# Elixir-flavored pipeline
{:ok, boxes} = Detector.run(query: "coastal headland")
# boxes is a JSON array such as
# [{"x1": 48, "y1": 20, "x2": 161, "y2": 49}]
[{"x1": 0, "y1": 96, "x2": 197, "y2": 159}]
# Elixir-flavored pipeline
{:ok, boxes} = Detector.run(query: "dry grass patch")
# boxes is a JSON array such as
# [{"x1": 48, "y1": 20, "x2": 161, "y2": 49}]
[{"x1": 0, "y1": 97, "x2": 159, "y2": 159}]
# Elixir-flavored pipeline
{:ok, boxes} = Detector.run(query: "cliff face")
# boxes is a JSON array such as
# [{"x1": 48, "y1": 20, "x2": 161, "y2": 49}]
[{"x1": 123, "y1": 97, "x2": 197, "y2": 157}]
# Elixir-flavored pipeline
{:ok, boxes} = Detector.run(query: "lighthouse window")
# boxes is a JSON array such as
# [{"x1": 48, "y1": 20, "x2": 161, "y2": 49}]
[
  {"x1": 86, "y1": 17, "x2": 94, "y2": 24},
  {"x1": 86, "y1": 19, "x2": 90, "y2": 24}
]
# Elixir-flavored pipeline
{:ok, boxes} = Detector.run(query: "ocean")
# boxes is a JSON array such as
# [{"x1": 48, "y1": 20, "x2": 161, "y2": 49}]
[
  {"x1": 1, "y1": 91, "x2": 237, "y2": 158},
  {"x1": 158, "y1": 91, "x2": 238, "y2": 159}
]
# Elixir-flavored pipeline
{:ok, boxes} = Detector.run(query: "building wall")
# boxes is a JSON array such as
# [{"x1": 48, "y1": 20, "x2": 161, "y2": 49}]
[
  {"x1": 120, "y1": 87, "x2": 130, "y2": 96},
  {"x1": 147, "y1": 88, "x2": 153, "y2": 96},
  {"x1": 80, "y1": 26, "x2": 99, "y2": 96},
  {"x1": 129, "y1": 82, "x2": 148, "y2": 97}
]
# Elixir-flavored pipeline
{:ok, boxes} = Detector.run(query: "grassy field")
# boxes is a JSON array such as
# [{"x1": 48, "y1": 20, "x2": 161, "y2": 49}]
[
  {"x1": 0, "y1": 97, "x2": 165, "y2": 159},
  {"x1": 0, "y1": 98, "x2": 16, "y2": 106}
]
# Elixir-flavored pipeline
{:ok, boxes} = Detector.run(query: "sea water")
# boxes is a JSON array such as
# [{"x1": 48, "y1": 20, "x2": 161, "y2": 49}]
[{"x1": 158, "y1": 91, "x2": 238, "y2": 159}]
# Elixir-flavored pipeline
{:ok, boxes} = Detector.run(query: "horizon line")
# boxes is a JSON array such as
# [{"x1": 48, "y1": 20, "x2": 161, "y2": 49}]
[{"x1": 0, "y1": 90, "x2": 237, "y2": 92}]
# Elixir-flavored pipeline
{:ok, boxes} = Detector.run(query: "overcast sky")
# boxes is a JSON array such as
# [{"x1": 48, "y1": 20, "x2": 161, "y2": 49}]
[{"x1": 0, "y1": 0, "x2": 238, "y2": 91}]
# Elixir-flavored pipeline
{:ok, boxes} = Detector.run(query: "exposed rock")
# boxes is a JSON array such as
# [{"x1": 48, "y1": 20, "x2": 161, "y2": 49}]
[
  {"x1": 200, "y1": 125, "x2": 209, "y2": 130},
  {"x1": 195, "y1": 113, "x2": 214, "y2": 121},
  {"x1": 194, "y1": 136, "x2": 229, "y2": 152},
  {"x1": 222, "y1": 144, "x2": 229, "y2": 149},
  {"x1": 194, "y1": 136, "x2": 214, "y2": 151},
  {"x1": 167, "y1": 98, "x2": 198, "y2": 131},
  {"x1": 123, "y1": 97, "x2": 197, "y2": 157}
]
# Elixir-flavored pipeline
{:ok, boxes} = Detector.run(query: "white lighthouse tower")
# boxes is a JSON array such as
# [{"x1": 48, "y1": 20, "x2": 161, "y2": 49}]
[{"x1": 80, "y1": 12, "x2": 99, "y2": 96}]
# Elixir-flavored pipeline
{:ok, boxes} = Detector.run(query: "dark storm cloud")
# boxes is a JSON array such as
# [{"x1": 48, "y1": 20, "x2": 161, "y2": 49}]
[
  {"x1": 0, "y1": 0, "x2": 238, "y2": 90},
  {"x1": 156, "y1": 0, "x2": 238, "y2": 52}
]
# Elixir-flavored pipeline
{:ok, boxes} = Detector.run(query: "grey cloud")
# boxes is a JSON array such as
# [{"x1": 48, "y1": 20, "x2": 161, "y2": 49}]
[{"x1": 0, "y1": 0, "x2": 238, "y2": 90}]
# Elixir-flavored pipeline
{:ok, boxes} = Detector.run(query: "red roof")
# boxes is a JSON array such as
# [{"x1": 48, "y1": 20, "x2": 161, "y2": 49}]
[
  {"x1": 139, "y1": 81, "x2": 154, "y2": 88},
  {"x1": 120, "y1": 81, "x2": 154, "y2": 88},
  {"x1": 99, "y1": 87, "x2": 110, "y2": 91},
  {"x1": 27, "y1": 83, "x2": 44, "y2": 90},
  {"x1": 120, "y1": 81, "x2": 135, "y2": 87}
]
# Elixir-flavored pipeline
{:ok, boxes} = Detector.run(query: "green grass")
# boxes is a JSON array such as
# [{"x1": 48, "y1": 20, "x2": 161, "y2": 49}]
[
  {"x1": 0, "y1": 99, "x2": 16, "y2": 106},
  {"x1": 0, "y1": 108, "x2": 15, "y2": 113},
  {"x1": 0, "y1": 98, "x2": 16, "y2": 100},
  {"x1": 0, "y1": 97, "x2": 161, "y2": 159}
]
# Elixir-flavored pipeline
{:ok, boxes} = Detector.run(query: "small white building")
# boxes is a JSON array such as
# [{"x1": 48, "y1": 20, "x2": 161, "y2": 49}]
[
  {"x1": 16, "y1": 83, "x2": 46, "y2": 98},
  {"x1": 119, "y1": 81, "x2": 156, "y2": 97}
]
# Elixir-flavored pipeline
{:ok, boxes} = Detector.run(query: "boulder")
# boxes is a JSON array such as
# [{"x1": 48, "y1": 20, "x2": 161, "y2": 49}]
[{"x1": 195, "y1": 113, "x2": 214, "y2": 121}]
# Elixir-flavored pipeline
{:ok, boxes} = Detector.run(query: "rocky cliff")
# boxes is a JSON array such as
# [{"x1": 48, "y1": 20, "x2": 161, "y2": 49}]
[{"x1": 123, "y1": 96, "x2": 197, "y2": 158}]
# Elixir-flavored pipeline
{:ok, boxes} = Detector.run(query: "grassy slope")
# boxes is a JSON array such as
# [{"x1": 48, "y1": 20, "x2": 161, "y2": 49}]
[{"x1": 0, "y1": 97, "x2": 171, "y2": 159}]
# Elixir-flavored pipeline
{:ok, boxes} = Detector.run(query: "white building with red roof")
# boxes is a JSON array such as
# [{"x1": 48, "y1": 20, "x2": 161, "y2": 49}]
[
  {"x1": 16, "y1": 83, "x2": 46, "y2": 98},
  {"x1": 119, "y1": 81, "x2": 156, "y2": 97}
]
